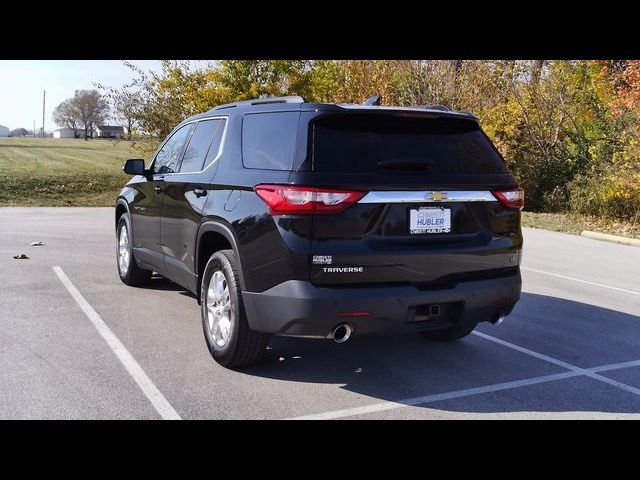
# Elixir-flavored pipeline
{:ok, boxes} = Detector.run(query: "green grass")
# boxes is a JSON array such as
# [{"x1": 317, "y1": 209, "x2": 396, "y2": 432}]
[
  {"x1": 2, "y1": 138, "x2": 639, "y2": 240},
  {"x1": 522, "y1": 211, "x2": 640, "y2": 240},
  {"x1": 0, "y1": 137, "x2": 134, "y2": 206}
]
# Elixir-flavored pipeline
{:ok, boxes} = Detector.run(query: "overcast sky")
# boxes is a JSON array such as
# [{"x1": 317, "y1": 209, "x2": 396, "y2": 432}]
[{"x1": 0, "y1": 60, "x2": 211, "y2": 132}]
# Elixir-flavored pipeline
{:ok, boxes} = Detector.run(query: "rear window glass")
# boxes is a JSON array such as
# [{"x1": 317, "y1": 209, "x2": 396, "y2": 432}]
[
  {"x1": 242, "y1": 112, "x2": 299, "y2": 170},
  {"x1": 312, "y1": 114, "x2": 507, "y2": 174}
]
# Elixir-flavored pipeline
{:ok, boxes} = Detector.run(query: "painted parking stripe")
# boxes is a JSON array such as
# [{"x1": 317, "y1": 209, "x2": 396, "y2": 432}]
[
  {"x1": 472, "y1": 330, "x2": 640, "y2": 396},
  {"x1": 289, "y1": 359, "x2": 640, "y2": 420},
  {"x1": 53, "y1": 266, "x2": 181, "y2": 420},
  {"x1": 521, "y1": 267, "x2": 640, "y2": 296},
  {"x1": 291, "y1": 370, "x2": 583, "y2": 420}
]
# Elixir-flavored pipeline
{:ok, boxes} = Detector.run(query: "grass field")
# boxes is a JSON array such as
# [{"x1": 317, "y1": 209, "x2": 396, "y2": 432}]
[
  {"x1": 521, "y1": 211, "x2": 640, "y2": 239},
  {"x1": 1, "y1": 137, "x2": 638, "y2": 239},
  {"x1": 0, "y1": 137, "x2": 133, "y2": 206}
]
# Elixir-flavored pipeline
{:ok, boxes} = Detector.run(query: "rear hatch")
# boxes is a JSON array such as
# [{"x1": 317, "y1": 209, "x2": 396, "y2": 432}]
[{"x1": 294, "y1": 111, "x2": 523, "y2": 287}]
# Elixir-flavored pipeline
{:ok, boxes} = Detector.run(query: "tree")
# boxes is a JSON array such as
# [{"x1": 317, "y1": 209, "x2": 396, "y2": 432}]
[
  {"x1": 116, "y1": 60, "x2": 224, "y2": 139},
  {"x1": 215, "y1": 60, "x2": 315, "y2": 100},
  {"x1": 52, "y1": 90, "x2": 109, "y2": 139},
  {"x1": 52, "y1": 98, "x2": 79, "y2": 131},
  {"x1": 310, "y1": 60, "x2": 404, "y2": 104},
  {"x1": 9, "y1": 128, "x2": 29, "y2": 137},
  {"x1": 72, "y1": 89, "x2": 109, "y2": 139},
  {"x1": 530, "y1": 60, "x2": 545, "y2": 85},
  {"x1": 111, "y1": 90, "x2": 139, "y2": 138}
]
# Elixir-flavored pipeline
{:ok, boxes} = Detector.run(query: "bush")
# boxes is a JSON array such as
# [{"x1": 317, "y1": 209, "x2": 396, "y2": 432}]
[{"x1": 569, "y1": 170, "x2": 640, "y2": 222}]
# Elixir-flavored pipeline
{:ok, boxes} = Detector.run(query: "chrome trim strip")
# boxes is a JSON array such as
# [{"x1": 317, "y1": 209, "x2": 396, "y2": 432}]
[{"x1": 359, "y1": 190, "x2": 497, "y2": 203}]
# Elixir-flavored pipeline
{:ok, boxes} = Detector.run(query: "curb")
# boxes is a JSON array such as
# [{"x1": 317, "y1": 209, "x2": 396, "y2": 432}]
[{"x1": 580, "y1": 230, "x2": 640, "y2": 247}]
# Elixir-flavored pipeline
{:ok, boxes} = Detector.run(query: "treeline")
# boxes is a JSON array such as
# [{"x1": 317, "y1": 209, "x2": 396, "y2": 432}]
[
  {"x1": 106, "y1": 60, "x2": 640, "y2": 221},
  {"x1": 53, "y1": 89, "x2": 109, "y2": 139}
]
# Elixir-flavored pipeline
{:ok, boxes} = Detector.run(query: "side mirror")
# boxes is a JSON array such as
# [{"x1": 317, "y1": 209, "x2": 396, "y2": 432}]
[{"x1": 123, "y1": 159, "x2": 146, "y2": 176}]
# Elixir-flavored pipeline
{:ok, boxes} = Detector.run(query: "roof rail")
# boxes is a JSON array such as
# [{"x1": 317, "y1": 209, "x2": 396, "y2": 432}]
[
  {"x1": 419, "y1": 104, "x2": 452, "y2": 112},
  {"x1": 251, "y1": 95, "x2": 307, "y2": 105},
  {"x1": 212, "y1": 96, "x2": 307, "y2": 111}
]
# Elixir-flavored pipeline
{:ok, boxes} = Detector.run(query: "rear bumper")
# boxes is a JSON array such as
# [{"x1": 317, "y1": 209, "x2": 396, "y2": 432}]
[{"x1": 242, "y1": 271, "x2": 522, "y2": 337}]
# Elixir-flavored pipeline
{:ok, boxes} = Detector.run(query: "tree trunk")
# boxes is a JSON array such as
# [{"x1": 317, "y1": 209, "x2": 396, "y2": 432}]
[
  {"x1": 449, "y1": 60, "x2": 463, "y2": 107},
  {"x1": 531, "y1": 60, "x2": 545, "y2": 85},
  {"x1": 450, "y1": 60, "x2": 463, "y2": 80}
]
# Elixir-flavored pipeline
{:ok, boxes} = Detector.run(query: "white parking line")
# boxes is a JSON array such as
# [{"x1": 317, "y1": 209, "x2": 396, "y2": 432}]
[
  {"x1": 290, "y1": 371, "x2": 583, "y2": 420},
  {"x1": 290, "y1": 358, "x2": 640, "y2": 420},
  {"x1": 53, "y1": 266, "x2": 181, "y2": 420},
  {"x1": 472, "y1": 331, "x2": 640, "y2": 396},
  {"x1": 521, "y1": 267, "x2": 640, "y2": 296}
]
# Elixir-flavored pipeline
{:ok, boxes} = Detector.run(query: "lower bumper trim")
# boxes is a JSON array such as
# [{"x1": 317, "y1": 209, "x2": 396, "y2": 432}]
[{"x1": 242, "y1": 272, "x2": 522, "y2": 336}]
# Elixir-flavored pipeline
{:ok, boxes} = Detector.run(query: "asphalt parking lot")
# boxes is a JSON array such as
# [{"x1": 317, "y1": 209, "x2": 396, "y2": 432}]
[{"x1": 1, "y1": 207, "x2": 640, "y2": 419}]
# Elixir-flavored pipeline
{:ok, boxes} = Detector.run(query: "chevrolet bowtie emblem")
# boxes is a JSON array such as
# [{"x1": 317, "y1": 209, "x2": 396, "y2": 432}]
[{"x1": 427, "y1": 191, "x2": 448, "y2": 201}]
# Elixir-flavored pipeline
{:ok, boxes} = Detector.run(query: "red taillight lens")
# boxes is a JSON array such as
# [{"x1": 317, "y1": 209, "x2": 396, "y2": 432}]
[
  {"x1": 492, "y1": 188, "x2": 525, "y2": 210},
  {"x1": 255, "y1": 185, "x2": 366, "y2": 215}
]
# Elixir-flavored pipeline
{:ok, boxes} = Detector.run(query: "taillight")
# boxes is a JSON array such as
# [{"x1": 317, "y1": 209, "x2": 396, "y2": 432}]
[
  {"x1": 254, "y1": 184, "x2": 366, "y2": 215},
  {"x1": 492, "y1": 188, "x2": 525, "y2": 210}
]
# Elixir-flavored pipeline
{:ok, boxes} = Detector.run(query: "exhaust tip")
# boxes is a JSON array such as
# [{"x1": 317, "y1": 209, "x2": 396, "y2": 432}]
[
  {"x1": 491, "y1": 310, "x2": 507, "y2": 325},
  {"x1": 332, "y1": 324, "x2": 352, "y2": 343}
]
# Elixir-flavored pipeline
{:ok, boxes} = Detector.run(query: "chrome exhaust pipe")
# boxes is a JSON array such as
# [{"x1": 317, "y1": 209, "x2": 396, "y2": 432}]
[
  {"x1": 491, "y1": 310, "x2": 507, "y2": 325},
  {"x1": 332, "y1": 324, "x2": 352, "y2": 343}
]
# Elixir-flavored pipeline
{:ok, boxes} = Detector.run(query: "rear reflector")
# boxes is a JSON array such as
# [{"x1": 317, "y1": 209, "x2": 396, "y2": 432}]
[
  {"x1": 336, "y1": 312, "x2": 371, "y2": 318},
  {"x1": 492, "y1": 188, "x2": 525, "y2": 210},
  {"x1": 255, "y1": 184, "x2": 366, "y2": 215}
]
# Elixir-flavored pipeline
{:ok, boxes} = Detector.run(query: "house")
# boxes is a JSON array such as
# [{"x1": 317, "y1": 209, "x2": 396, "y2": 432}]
[
  {"x1": 53, "y1": 127, "x2": 76, "y2": 139},
  {"x1": 0, "y1": 125, "x2": 9, "y2": 137},
  {"x1": 94, "y1": 125, "x2": 124, "y2": 138}
]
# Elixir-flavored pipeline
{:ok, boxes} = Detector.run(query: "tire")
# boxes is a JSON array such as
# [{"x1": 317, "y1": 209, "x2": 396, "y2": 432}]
[
  {"x1": 116, "y1": 214, "x2": 152, "y2": 286},
  {"x1": 200, "y1": 249, "x2": 269, "y2": 368},
  {"x1": 420, "y1": 318, "x2": 478, "y2": 341}
]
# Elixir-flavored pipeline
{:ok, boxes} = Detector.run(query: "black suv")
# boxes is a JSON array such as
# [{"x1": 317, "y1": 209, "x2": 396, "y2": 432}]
[{"x1": 116, "y1": 96, "x2": 523, "y2": 368}]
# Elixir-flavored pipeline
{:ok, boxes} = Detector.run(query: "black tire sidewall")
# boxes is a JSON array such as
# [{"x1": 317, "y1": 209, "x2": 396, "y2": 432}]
[{"x1": 200, "y1": 252, "x2": 239, "y2": 358}]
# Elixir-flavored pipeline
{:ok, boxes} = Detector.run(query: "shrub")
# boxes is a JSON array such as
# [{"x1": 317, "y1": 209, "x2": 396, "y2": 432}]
[{"x1": 569, "y1": 170, "x2": 640, "y2": 222}]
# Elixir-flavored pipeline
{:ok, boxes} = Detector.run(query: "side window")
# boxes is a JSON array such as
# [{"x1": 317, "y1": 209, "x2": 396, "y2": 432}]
[
  {"x1": 242, "y1": 112, "x2": 299, "y2": 170},
  {"x1": 153, "y1": 124, "x2": 193, "y2": 174},
  {"x1": 202, "y1": 119, "x2": 226, "y2": 170},
  {"x1": 179, "y1": 119, "x2": 226, "y2": 173}
]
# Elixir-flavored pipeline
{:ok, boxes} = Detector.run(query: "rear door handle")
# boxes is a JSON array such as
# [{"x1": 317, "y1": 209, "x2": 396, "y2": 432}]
[
  {"x1": 194, "y1": 187, "x2": 207, "y2": 198},
  {"x1": 154, "y1": 186, "x2": 164, "y2": 194}
]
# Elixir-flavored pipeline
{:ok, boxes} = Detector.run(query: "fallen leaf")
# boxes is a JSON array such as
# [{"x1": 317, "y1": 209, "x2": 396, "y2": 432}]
[
  {"x1": 30, "y1": 241, "x2": 44, "y2": 246},
  {"x1": 13, "y1": 253, "x2": 29, "y2": 259}
]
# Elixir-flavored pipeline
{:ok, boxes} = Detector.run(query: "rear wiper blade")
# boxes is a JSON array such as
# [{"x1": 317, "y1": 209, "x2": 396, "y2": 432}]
[{"x1": 377, "y1": 159, "x2": 434, "y2": 171}]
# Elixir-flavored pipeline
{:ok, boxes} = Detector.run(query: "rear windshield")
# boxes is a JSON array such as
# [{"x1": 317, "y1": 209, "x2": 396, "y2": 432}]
[{"x1": 312, "y1": 114, "x2": 507, "y2": 174}]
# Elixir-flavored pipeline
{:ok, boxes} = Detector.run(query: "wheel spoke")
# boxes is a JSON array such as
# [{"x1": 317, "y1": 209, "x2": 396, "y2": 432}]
[
  {"x1": 223, "y1": 287, "x2": 230, "y2": 304},
  {"x1": 208, "y1": 311, "x2": 215, "y2": 332},
  {"x1": 205, "y1": 269, "x2": 234, "y2": 348},
  {"x1": 213, "y1": 320, "x2": 223, "y2": 345},
  {"x1": 118, "y1": 225, "x2": 130, "y2": 272},
  {"x1": 219, "y1": 316, "x2": 231, "y2": 341},
  {"x1": 210, "y1": 286, "x2": 218, "y2": 302}
]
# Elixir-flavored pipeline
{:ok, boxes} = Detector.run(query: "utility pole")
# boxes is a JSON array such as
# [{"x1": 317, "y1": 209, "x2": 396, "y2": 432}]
[
  {"x1": 33, "y1": 120, "x2": 36, "y2": 138},
  {"x1": 42, "y1": 90, "x2": 46, "y2": 138}
]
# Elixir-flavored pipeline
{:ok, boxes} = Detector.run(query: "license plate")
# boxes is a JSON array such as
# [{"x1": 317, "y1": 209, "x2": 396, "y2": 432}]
[{"x1": 409, "y1": 207, "x2": 451, "y2": 234}]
